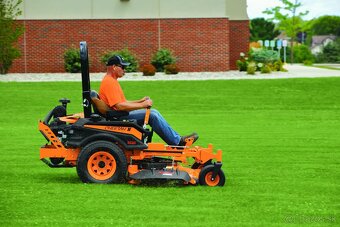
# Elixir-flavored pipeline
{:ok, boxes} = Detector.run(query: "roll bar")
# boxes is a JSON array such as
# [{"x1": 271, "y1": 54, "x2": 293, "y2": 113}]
[{"x1": 80, "y1": 41, "x2": 92, "y2": 118}]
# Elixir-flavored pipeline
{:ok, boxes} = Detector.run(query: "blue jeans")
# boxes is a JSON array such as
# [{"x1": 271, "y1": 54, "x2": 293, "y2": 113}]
[{"x1": 124, "y1": 109, "x2": 181, "y2": 145}]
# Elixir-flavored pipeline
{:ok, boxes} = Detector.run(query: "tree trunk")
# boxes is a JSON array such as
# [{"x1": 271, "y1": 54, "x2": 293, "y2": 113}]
[{"x1": 290, "y1": 38, "x2": 294, "y2": 64}]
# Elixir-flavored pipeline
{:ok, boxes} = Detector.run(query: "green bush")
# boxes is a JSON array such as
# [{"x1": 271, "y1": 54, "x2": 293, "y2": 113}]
[
  {"x1": 293, "y1": 45, "x2": 314, "y2": 63},
  {"x1": 250, "y1": 49, "x2": 280, "y2": 64},
  {"x1": 151, "y1": 48, "x2": 176, "y2": 72},
  {"x1": 164, "y1": 64, "x2": 180, "y2": 74},
  {"x1": 64, "y1": 47, "x2": 81, "y2": 73},
  {"x1": 236, "y1": 60, "x2": 248, "y2": 71},
  {"x1": 0, "y1": 0, "x2": 24, "y2": 74},
  {"x1": 140, "y1": 64, "x2": 156, "y2": 76},
  {"x1": 101, "y1": 48, "x2": 139, "y2": 72},
  {"x1": 316, "y1": 39, "x2": 340, "y2": 63},
  {"x1": 237, "y1": 50, "x2": 289, "y2": 74},
  {"x1": 280, "y1": 45, "x2": 315, "y2": 63},
  {"x1": 0, "y1": 46, "x2": 21, "y2": 74},
  {"x1": 247, "y1": 62, "x2": 256, "y2": 75},
  {"x1": 273, "y1": 59, "x2": 286, "y2": 71},
  {"x1": 256, "y1": 62, "x2": 264, "y2": 71},
  {"x1": 261, "y1": 64, "x2": 272, "y2": 74},
  {"x1": 236, "y1": 52, "x2": 248, "y2": 71},
  {"x1": 303, "y1": 60, "x2": 313, "y2": 66}
]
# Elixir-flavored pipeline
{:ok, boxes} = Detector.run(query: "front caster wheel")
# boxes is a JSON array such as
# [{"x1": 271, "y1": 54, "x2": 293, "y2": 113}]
[
  {"x1": 77, "y1": 141, "x2": 127, "y2": 183},
  {"x1": 199, "y1": 164, "x2": 226, "y2": 186}
]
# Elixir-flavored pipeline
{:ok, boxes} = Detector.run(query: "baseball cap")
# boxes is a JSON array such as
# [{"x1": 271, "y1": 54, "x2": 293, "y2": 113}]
[{"x1": 106, "y1": 55, "x2": 131, "y2": 67}]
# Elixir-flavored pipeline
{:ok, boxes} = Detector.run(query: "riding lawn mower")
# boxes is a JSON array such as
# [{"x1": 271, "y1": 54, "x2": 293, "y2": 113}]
[{"x1": 38, "y1": 42, "x2": 226, "y2": 186}]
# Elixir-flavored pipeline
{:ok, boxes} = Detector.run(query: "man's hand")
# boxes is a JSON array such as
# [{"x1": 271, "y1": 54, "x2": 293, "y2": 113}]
[
  {"x1": 142, "y1": 99, "x2": 153, "y2": 108},
  {"x1": 142, "y1": 96, "x2": 150, "y2": 101}
]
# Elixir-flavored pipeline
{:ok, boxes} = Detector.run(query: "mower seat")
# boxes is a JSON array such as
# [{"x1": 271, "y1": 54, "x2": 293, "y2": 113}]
[{"x1": 90, "y1": 90, "x2": 129, "y2": 121}]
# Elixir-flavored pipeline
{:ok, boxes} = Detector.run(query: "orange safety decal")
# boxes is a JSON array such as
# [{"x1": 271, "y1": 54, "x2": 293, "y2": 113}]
[{"x1": 84, "y1": 125, "x2": 142, "y2": 140}]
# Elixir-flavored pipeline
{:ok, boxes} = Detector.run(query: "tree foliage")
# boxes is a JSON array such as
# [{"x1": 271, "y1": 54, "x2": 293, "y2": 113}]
[
  {"x1": 0, "y1": 0, "x2": 24, "y2": 74},
  {"x1": 310, "y1": 15, "x2": 340, "y2": 36},
  {"x1": 315, "y1": 38, "x2": 340, "y2": 63},
  {"x1": 250, "y1": 18, "x2": 280, "y2": 42},
  {"x1": 263, "y1": 0, "x2": 309, "y2": 63}
]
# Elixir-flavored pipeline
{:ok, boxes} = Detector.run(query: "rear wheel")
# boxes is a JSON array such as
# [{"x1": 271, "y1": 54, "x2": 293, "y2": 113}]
[
  {"x1": 199, "y1": 164, "x2": 225, "y2": 186},
  {"x1": 77, "y1": 141, "x2": 127, "y2": 183}
]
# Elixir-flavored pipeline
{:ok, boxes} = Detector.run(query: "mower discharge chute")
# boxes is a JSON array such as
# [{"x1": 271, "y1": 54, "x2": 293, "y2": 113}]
[{"x1": 38, "y1": 41, "x2": 226, "y2": 186}]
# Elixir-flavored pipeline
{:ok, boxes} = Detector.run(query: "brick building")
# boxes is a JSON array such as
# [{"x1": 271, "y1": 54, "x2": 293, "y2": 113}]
[{"x1": 12, "y1": 0, "x2": 249, "y2": 73}]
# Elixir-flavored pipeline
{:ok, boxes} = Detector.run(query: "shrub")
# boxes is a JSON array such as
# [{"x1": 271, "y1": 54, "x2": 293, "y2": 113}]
[
  {"x1": 151, "y1": 48, "x2": 176, "y2": 72},
  {"x1": 315, "y1": 53, "x2": 326, "y2": 63},
  {"x1": 0, "y1": 0, "x2": 24, "y2": 74},
  {"x1": 101, "y1": 48, "x2": 139, "y2": 72},
  {"x1": 64, "y1": 47, "x2": 81, "y2": 73},
  {"x1": 303, "y1": 60, "x2": 313, "y2": 66},
  {"x1": 261, "y1": 64, "x2": 272, "y2": 74},
  {"x1": 0, "y1": 46, "x2": 21, "y2": 74},
  {"x1": 281, "y1": 45, "x2": 315, "y2": 63},
  {"x1": 236, "y1": 52, "x2": 248, "y2": 71},
  {"x1": 273, "y1": 59, "x2": 285, "y2": 71},
  {"x1": 247, "y1": 62, "x2": 256, "y2": 75},
  {"x1": 140, "y1": 64, "x2": 156, "y2": 76},
  {"x1": 293, "y1": 45, "x2": 314, "y2": 63},
  {"x1": 164, "y1": 64, "x2": 180, "y2": 74},
  {"x1": 257, "y1": 62, "x2": 264, "y2": 71},
  {"x1": 251, "y1": 48, "x2": 280, "y2": 64},
  {"x1": 316, "y1": 39, "x2": 340, "y2": 63},
  {"x1": 236, "y1": 60, "x2": 248, "y2": 71}
]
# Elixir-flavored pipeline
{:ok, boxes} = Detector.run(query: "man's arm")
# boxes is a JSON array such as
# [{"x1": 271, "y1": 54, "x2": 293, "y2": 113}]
[
  {"x1": 114, "y1": 98, "x2": 152, "y2": 112},
  {"x1": 126, "y1": 96, "x2": 150, "y2": 104}
]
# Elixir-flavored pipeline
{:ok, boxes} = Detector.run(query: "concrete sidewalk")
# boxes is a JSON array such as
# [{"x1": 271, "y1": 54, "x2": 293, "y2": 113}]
[{"x1": 1, "y1": 64, "x2": 340, "y2": 82}]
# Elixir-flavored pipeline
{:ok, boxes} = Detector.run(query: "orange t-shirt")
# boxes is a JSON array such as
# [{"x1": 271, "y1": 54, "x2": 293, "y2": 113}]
[{"x1": 99, "y1": 74, "x2": 126, "y2": 110}]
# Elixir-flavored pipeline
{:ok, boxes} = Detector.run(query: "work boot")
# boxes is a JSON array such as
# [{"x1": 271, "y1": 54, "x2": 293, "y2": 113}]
[{"x1": 178, "y1": 132, "x2": 199, "y2": 146}]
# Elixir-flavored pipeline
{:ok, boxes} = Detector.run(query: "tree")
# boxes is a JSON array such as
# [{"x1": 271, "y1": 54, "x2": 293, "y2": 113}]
[
  {"x1": 250, "y1": 18, "x2": 280, "y2": 42},
  {"x1": 310, "y1": 16, "x2": 340, "y2": 36},
  {"x1": 316, "y1": 38, "x2": 340, "y2": 63},
  {"x1": 0, "y1": 0, "x2": 24, "y2": 74},
  {"x1": 263, "y1": 0, "x2": 309, "y2": 63}
]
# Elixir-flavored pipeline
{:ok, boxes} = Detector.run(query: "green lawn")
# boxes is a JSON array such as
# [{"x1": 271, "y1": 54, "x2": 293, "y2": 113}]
[{"x1": 0, "y1": 78, "x2": 339, "y2": 226}]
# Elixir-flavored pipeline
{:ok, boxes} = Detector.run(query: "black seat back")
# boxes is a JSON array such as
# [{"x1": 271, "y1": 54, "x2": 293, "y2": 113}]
[{"x1": 90, "y1": 90, "x2": 128, "y2": 120}]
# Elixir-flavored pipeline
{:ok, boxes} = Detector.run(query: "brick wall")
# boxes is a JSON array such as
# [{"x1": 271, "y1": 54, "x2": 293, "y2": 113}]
[
  {"x1": 229, "y1": 20, "x2": 250, "y2": 70},
  {"x1": 10, "y1": 18, "x2": 248, "y2": 73}
]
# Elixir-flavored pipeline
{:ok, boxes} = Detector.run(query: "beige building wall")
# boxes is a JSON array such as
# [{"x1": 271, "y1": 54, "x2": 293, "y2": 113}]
[{"x1": 18, "y1": 0, "x2": 248, "y2": 20}]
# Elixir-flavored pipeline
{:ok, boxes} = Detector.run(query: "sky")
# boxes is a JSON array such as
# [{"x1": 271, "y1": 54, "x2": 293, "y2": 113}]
[{"x1": 247, "y1": 0, "x2": 340, "y2": 20}]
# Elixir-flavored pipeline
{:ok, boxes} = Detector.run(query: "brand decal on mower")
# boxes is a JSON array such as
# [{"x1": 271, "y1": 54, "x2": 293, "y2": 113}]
[
  {"x1": 105, "y1": 126, "x2": 131, "y2": 131},
  {"x1": 84, "y1": 125, "x2": 142, "y2": 139},
  {"x1": 127, "y1": 140, "x2": 137, "y2": 145}
]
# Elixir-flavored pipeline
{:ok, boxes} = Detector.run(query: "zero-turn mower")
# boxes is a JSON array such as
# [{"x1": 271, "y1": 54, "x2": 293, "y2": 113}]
[{"x1": 38, "y1": 41, "x2": 226, "y2": 186}]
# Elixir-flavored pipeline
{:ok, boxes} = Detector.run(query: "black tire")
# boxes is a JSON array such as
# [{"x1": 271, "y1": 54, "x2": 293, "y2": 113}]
[
  {"x1": 199, "y1": 164, "x2": 226, "y2": 186},
  {"x1": 76, "y1": 141, "x2": 127, "y2": 184}
]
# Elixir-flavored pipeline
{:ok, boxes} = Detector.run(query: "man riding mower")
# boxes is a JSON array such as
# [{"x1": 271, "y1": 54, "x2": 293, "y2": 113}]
[{"x1": 38, "y1": 41, "x2": 226, "y2": 186}]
